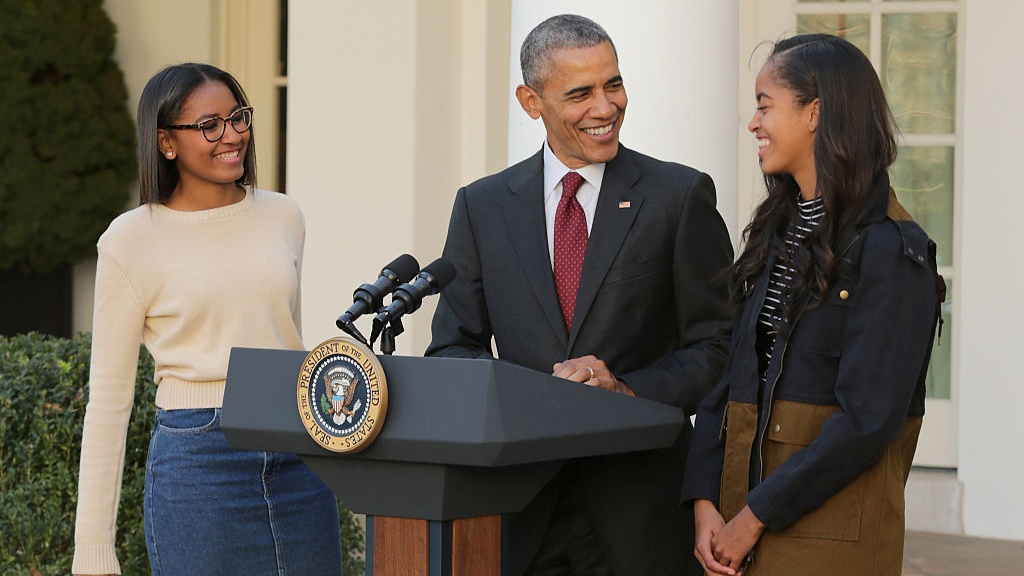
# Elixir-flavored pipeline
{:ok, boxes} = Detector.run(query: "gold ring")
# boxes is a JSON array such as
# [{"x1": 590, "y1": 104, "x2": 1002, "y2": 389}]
[{"x1": 587, "y1": 366, "x2": 595, "y2": 380}]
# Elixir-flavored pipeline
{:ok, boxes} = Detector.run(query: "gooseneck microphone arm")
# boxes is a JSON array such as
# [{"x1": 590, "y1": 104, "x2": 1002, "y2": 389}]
[{"x1": 337, "y1": 318, "x2": 369, "y2": 346}]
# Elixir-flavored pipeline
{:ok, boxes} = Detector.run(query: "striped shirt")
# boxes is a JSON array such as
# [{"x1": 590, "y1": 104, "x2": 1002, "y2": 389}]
[{"x1": 757, "y1": 195, "x2": 826, "y2": 383}]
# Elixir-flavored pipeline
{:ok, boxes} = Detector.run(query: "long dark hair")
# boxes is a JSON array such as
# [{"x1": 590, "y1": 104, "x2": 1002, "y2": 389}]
[
  {"x1": 730, "y1": 34, "x2": 897, "y2": 314},
  {"x1": 136, "y1": 63, "x2": 257, "y2": 204}
]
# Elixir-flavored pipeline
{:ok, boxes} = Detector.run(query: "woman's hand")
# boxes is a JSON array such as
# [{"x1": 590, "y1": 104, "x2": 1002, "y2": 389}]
[
  {"x1": 693, "y1": 499, "x2": 737, "y2": 575},
  {"x1": 710, "y1": 505, "x2": 765, "y2": 575}
]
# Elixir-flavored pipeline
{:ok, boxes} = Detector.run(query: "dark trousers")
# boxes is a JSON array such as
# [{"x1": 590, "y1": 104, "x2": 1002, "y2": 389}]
[{"x1": 524, "y1": 465, "x2": 613, "y2": 576}]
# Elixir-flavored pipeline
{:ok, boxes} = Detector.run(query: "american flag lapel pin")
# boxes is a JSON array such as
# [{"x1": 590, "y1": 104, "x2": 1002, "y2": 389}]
[{"x1": 618, "y1": 200, "x2": 631, "y2": 209}]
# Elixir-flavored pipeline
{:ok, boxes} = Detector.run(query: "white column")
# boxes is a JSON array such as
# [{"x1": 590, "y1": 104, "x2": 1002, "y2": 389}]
[
  {"x1": 288, "y1": 1, "x2": 509, "y2": 352},
  {"x1": 959, "y1": 1, "x2": 1024, "y2": 541},
  {"x1": 508, "y1": 0, "x2": 741, "y2": 243},
  {"x1": 288, "y1": 2, "x2": 419, "y2": 349}
]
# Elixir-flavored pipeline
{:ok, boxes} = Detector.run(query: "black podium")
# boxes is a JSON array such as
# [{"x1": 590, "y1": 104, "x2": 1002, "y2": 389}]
[{"x1": 222, "y1": 347, "x2": 685, "y2": 576}]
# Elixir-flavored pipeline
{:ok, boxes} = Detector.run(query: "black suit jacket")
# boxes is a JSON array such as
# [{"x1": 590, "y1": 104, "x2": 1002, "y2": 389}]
[{"x1": 427, "y1": 145, "x2": 733, "y2": 576}]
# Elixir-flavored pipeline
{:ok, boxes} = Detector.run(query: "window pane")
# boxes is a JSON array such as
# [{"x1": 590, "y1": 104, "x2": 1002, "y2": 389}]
[
  {"x1": 278, "y1": 0, "x2": 288, "y2": 76},
  {"x1": 277, "y1": 86, "x2": 287, "y2": 193},
  {"x1": 926, "y1": 278, "x2": 952, "y2": 399},
  {"x1": 882, "y1": 13, "x2": 957, "y2": 134},
  {"x1": 797, "y1": 14, "x2": 870, "y2": 55},
  {"x1": 890, "y1": 146, "x2": 954, "y2": 267}
]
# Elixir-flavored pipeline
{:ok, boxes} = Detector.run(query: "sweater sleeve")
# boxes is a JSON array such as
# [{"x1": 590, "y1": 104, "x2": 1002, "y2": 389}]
[{"x1": 72, "y1": 247, "x2": 146, "y2": 575}]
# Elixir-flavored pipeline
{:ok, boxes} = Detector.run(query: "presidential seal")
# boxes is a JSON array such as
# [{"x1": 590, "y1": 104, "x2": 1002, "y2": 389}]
[{"x1": 296, "y1": 337, "x2": 388, "y2": 453}]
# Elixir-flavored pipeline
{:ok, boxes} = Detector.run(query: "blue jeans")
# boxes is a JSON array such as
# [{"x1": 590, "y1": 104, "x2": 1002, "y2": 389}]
[{"x1": 144, "y1": 408, "x2": 343, "y2": 576}]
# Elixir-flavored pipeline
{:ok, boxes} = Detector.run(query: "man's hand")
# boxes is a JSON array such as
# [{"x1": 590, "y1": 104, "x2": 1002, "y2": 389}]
[{"x1": 553, "y1": 355, "x2": 635, "y2": 396}]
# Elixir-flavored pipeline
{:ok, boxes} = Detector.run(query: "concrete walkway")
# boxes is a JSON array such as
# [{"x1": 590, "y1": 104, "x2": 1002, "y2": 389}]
[{"x1": 904, "y1": 531, "x2": 1024, "y2": 575}]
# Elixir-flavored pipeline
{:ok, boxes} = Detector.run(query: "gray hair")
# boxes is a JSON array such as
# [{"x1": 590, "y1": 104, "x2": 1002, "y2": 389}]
[{"x1": 520, "y1": 14, "x2": 616, "y2": 89}]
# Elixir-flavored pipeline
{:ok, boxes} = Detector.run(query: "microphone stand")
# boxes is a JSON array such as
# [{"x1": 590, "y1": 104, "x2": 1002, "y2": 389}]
[{"x1": 376, "y1": 318, "x2": 404, "y2": 356}]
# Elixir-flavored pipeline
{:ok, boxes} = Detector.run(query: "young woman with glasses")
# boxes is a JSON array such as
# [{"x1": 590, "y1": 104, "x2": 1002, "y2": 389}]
[{"x1": 72, "y1": 63, "x2": 343, "y2": 576}]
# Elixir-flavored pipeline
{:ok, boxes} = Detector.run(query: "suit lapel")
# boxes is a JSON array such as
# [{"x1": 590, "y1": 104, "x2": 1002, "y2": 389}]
[
  {"x1": 502, "y1": 150, "x2": 568, "y2": 346},
  {"x1": 569, "y1": 147, "x2": 644, "y2": 350}
]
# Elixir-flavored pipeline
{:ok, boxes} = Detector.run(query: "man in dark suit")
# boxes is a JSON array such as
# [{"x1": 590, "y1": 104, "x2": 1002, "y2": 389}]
[{"x1": 426, "y1": 14, "x2": 733, "y2": 576}]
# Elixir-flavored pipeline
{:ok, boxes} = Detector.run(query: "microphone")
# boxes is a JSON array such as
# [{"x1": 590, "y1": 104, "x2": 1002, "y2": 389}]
[
  {"x1": 372, "y1": 258, "x2": 457, "y2": 328},
  {"x1": 335, "y1": 254, "x2": 420, "y2": 328}
]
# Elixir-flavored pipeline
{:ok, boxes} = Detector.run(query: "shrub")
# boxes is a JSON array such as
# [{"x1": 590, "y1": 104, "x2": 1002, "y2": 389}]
[
  {"x1": 0, "y1": 0, "x2": 137, "y2": 274},
  {"x1": 0, "y1": 333, "x2": 364, "y2": 575}
]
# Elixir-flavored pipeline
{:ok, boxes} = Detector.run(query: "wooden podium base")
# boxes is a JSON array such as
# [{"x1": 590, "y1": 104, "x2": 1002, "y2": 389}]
[{"x1": 368, "y1": 515, "x2": 501, "y2": 576}]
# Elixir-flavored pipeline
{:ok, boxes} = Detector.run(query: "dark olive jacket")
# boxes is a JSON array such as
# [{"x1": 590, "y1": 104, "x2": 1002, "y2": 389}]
[{"x1": 682, "y1": 184, "x2": 942, "y2": 575}]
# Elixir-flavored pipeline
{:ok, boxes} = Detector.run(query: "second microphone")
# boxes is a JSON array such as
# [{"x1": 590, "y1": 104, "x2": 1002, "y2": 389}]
[{"x1": 373, "y1": 258, "x2": 457, "y2": 329}]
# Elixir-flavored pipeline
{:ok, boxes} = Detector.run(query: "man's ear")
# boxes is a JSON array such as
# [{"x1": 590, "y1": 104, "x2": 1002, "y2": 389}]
[{"x1": 515, "y1": 84, "x2": 542, "y2": 120}]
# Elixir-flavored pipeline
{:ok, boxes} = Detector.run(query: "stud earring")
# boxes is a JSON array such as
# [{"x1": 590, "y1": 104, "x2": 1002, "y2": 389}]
[{"x1": 166, "y1": 151, "x2": 174, "y2": 158}]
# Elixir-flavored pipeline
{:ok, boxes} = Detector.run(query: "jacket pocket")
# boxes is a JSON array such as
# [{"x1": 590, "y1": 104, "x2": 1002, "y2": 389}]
[
  {"x1": 603, "y1": 257, "x2": 663, "y2": 284},
  {"x1": 789, "y1": 303, "x2": 849, "y2": 359},
  {"x1": 761, "y1": 401, "x2": 863, "y2": 541}
]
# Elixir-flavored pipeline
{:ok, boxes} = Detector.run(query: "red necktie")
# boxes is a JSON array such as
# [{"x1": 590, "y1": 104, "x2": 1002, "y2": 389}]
[{"x1": 554, "y1": 171, "x2": 587, "y2": 331}]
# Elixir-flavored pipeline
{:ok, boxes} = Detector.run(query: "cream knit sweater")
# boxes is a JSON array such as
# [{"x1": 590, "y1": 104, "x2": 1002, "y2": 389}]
[{"x1": 72, "y1": 188, "x2": 305, "y2": 574}]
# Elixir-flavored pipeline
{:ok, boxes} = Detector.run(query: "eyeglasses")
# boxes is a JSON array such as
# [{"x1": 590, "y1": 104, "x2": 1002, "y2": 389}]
[{"x1": 165, "y1": 106, "x2": 254, "y2": 142}]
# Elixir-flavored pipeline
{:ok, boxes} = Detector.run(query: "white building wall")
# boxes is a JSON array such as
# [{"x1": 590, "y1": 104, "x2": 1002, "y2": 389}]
[
  {"x1": 959, "y1": 1, "x2": 1024, "y2": 540},
  {"x1": 105, "y1": 0, "x2": 216, "y2": 106},
  {"x1": 288, "y1": 1, "x2": 421, "y2": 349},
  {"x1": 76, "y1": 1, "x2": 219, "y2": 333},
  {"x1": 289, "y1": 1, "x2": 740, "y2": 353},
  {"x1": 289, "y1": 1, "x2": 509, "y2": 352}
]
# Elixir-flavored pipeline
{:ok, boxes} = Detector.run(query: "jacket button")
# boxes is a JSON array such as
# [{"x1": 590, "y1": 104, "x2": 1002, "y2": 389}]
[
  {"x1": 773, "y1": 423, "x2": 781, "y2": 433},
  {"x1": 839, "y1": 290, "x2": 850, "y2": 300}
]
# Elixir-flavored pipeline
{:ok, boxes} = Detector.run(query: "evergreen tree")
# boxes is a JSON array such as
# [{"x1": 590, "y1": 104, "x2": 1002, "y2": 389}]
[{"x1": 0, "y1": 0, "x2": 136, "y2": 274}]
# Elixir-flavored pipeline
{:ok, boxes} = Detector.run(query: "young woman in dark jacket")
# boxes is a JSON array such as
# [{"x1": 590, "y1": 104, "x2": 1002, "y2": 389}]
[{"x1": 681, "y1": 34, "x2": 943, "y2": 576}]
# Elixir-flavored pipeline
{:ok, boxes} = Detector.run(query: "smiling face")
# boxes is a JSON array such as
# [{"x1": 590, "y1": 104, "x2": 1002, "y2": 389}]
[
  {"x1": 748, "y1": 62, "x2": 819, "y2": 198},
  {"x1": 515, "y1": 41, "x2": 626, "y2": 168},
  {"x1": 158, "y1": 80, "x2": 250, "y2": 200}
]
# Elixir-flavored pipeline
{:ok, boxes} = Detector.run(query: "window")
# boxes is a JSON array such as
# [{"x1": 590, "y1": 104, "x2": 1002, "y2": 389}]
[
  {"x1": 216, "y1": 0, "x2": 288, "y2": 193},
  {"x1": 275, "y1": 0, "x2": 288, "y2": 193},
  {"x1": 797, "y1": 0, "x2": 959, "y2": 403}
]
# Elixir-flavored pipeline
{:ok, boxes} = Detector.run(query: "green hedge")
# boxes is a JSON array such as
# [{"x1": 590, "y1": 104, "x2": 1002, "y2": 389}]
[{"x1": 0, "y1": 332, "x2": 364, "y2": 575}]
